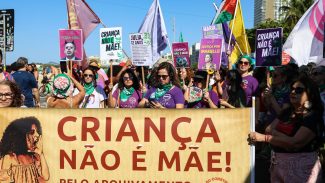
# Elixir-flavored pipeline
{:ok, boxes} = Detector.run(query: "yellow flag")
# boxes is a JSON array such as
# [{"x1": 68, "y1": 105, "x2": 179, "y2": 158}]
[{"x1": 229, "y1": 0, "x2": 251, "y2": 65}]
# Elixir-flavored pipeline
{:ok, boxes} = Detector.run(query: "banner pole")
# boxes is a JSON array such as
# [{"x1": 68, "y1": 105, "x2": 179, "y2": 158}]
[
  {"x1": 110, "y1": 60, "x2": 113, "y2": 85},
  {"x1": 227, "y1": 0, "x2": 239, "y2": 52},
  {"x1": 141, "y1": 66, "x2": 145, "y2": 87},
  {"x1": 250, "y1": 96, "x2": 256, "y2": 183}
]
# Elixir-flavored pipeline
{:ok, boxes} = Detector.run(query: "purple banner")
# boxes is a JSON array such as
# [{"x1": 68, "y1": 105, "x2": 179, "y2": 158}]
[
  {"x1": 198, "y1": 38, "x2": 223, "y2": 70},
  {"x1": 172, "y1": 42, "x2": 190, "y2": 68},
  {"x1": 255, "y1": 28, "x2": 282, "y2": 66}
]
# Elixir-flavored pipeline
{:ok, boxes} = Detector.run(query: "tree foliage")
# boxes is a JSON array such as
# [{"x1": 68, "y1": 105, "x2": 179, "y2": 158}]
[{"x1": 246, "y1": 0, "x2": 315, "y2": 52}]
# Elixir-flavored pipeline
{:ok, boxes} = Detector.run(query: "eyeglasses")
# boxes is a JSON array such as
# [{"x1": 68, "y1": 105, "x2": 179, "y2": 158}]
[
  {"x1": 84, "y1": 74, "x2": 94, "y2": 78},
  {"x1": 158, "y1": 75, "x2": 169, "y2": 80},
  {"x1": 123, "y1": 76, "x2": 133, "y2": 81},
  {"x1": 238, "y1": 61, "x2": 250, "y2": 66},
  {"x1": 291, "y1": 86, "x2": 305, "y2": 94},
  {"x1": 0, "y1": 93, "x2": 13, "y2": 99}
]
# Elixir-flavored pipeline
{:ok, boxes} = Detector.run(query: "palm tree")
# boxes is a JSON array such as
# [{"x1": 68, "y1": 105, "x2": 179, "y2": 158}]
[{"x1": 280, "y1": 0, "x2": 314, "y2": 30}]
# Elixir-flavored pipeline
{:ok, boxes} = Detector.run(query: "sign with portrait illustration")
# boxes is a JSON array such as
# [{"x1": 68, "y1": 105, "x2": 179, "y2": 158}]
[
  {"x1": 198, "y1": 38, "x2": 223, "y2": 71},
  {"x1": 59, "y1": 29, "x2": 83, "y2": 61},
  {"x1": 0, "y1": 108, "x2": 252, "y2": 183},
  {"x1": 172, "y1": 42, "x2": 190, "y2": 68},
  {"x1": 255, "y1": 28, "x2": 282, "y2": 66},
  {"x1": 0, "y1": 9, "x2": 14, "y2": 51},
  {"x1": 129, "y1": 32, "x2": 152, "y2": 66},
  {"x1": 100, "y1": 27, "x2": 123, "y2": 66}
]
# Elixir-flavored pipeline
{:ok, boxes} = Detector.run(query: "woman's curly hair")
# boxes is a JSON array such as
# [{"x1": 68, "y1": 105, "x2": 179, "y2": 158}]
[
  {"x1": 0, "y1": 80, "x2": 23, "y2": 107},
  {"x1": 0, "y1": 117, "x2": 42, "y2": 157}
]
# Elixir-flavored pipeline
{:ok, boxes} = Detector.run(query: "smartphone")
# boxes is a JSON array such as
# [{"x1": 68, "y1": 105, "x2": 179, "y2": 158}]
[{"x1": 60, "y1": 61, "x2": 68, "y2": 73}]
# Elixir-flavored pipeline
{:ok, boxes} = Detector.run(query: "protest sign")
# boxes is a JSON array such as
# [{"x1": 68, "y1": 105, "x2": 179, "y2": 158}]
[
  {"x1": 0, "y1": 108, "x2": 252, "y2": 183},
  {"x1": 202, "y1": 24, "x2": 223, "y2": 39},
  {"x1": 0, "y1": 9, "x2": 14, "y2": 51},
  {"x1": 100, "y1": 27, "x2": 123, "y2": 66},
  {"x1": 59, "y1": 29, "x2": 83, "y2": 61},
  {"x1": 255, "y1": 28, "x2": 282, "y2": 66},
  {"x1": 198, "y1": 38, "x2": 223, "y2": 70},
  {"x1": 172, "y1": 42, "x2": 190, "y2": 68},
  {"x1": 129, "y1": 32, "x2": 152, "y2": 66}
]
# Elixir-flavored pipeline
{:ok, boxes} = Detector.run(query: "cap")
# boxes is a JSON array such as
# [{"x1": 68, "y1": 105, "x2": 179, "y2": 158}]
[{"x1": 193, "y1": 70, "x2": 207, "y2": 80}]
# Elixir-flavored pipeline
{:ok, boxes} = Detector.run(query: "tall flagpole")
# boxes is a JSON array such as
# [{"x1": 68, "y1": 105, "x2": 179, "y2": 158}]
[{"x1": 227, "y1": 0, "x2": 239, "y2": 52}]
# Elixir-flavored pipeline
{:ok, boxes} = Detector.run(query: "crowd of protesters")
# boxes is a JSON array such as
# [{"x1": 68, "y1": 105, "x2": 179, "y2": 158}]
[{"x1": 0, "y1": 52, "x2": 325, "y2": 182}]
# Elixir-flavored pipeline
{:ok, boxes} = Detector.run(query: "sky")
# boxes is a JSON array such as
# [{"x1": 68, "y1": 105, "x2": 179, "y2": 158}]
[{"x1": 0, "y1": 0, "x2": 254, "y2": 64}]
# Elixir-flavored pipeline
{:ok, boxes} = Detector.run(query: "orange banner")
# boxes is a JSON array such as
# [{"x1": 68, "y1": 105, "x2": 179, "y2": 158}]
[{"x1": 0, "y1": 108, "x2": 251, "y2": 183}]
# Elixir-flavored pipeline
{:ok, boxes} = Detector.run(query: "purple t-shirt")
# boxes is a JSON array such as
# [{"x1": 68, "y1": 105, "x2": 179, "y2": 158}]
[
  {"x1": 241, "y1": 75, "x2": 259, "y2": 107},
  {"x1": 186, "y1": 90, "x2": 219, "y2": 108},
  {"x1": 145, "y1": 86, "x2": 185, "y2": 108},
  {"x1": 113, "y1": 89, "x2": 141, "y2": 108}
]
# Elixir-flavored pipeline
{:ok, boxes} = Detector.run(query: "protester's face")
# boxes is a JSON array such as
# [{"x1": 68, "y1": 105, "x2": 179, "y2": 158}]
[
  {"x1": 193, "y1": 78, "x2": 203, "y2": 89},
  {"x1": 27, "y1": 65, "x2": 33, "y2": 71},
  {"x1": 272, "y1": 70, "x2": 284, "y2": 86},
  {"x1": 238, "y1": 58, "x2": 250, "y2": 73},
  {"x1": 0, "y1": 84, "x2": 13, "y2": 107},
  {"x1": 26, "y1": 124, "x2": 40, "y2": 152},
  {"x1": 64, "y1": 43, "x2": 76, "y2": 58},
  {"x1": 158, "y1": 68, "x2": 170, "y2": 85},
  {"x1": 310, "y1": 68, "x2": 325, "y2": 85},
  {"x1": 179, "y1": 68, "x2": 187, "y2": 80},
  {"x1": 205, "y1": 54, "x2": 212, "y2": 63},
  {"x1": 83, "y1": 70, "x2": 94, "y2": 84},
  {"x1": 123, "y1": 73, "x2": 133, "y2": 87},
  {"x1": 290, "y1": 81, "x2": 308, "y2": 107}
]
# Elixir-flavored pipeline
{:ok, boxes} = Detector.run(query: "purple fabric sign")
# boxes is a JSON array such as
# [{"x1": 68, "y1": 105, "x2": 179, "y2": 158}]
[
  {"x1": 172, "y1": 42, "x2": 190, "y2": 68},
  {"x1": 255, "y1": 28, "x2": 282, "y2": 66},
  {"x1": 198, "y1": 38, "x2": 223, "y2": 70}
]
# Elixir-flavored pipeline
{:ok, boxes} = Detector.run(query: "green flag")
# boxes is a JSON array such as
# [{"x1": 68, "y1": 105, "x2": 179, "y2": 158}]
[{"x1": 179, "y1": 32, "x2": 184, "y2": 42}]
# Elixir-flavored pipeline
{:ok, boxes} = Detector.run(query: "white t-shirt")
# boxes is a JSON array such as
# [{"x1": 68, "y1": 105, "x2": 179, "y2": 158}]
[{"x1": 74, "y1": 86, "x2": 107, "y2": 108}]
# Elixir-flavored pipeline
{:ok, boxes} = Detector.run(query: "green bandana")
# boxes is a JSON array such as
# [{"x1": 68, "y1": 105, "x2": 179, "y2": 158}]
[
  {"x1": 120, "y1": 87, "x2": 135, "y2": 102},
  {"x1": 154, "y1": 83, "x2": 172, "y2": 99},
  {"x1": 319, "y1": 84, "x2": 325, "y2": 92},
  {"x1": 273, "y1": 84, "x2": 290, "y2": 100},
  {"x1": 84, "y1": 83, "x2": 95, "y2": 95}
]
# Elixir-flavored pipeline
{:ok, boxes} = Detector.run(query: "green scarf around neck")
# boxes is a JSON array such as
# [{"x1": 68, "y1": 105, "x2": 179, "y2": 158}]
[
  {"x1": 155, "y1": 83, "x2": 172, "y2": 99},
  {"x1": 120, "y1": 87, "x2": 135, "y2": 102},
  {"x1": 84, "y1": 83, "x2": 95, "y2": 95}
]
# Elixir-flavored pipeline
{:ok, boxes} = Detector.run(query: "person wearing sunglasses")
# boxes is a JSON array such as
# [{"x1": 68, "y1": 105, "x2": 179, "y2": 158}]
[
  {"x1": 235, "y1": 55, "x2": 259, "y2": 107},
  {"x1": 109, "y1": 69, "x2": 141, "y2": 108},
  {"x1": 248, "y1": 75, "x2": 324, "y2": 182},
  {"x1": 0, "y1": 80, "x2": 23, "y2": 107},
  {"x1": 184, "y1": 70, "x2": 219, "y2": 108},
  {"x1": 139, "y1": 62, "x2": 184, "y2": 109},
  {"x1": 75, "y1": 67, "x2": 107, "y2": 108}
]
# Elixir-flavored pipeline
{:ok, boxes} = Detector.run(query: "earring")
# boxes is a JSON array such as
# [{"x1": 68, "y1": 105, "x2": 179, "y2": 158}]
[{"x1": 304, "y1": 101, "x2": 312, "y2": 110}]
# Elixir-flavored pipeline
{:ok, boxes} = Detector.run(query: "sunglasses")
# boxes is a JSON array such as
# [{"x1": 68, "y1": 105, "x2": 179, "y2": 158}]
[
  {"x1": 238, "y1": 61, "x2": 250, "y2": 66},
  {"x1": 123, "y1": 76, "x2": 133, "y2": 81},
  {"x1": 158, "y1": 75, "x2": 169, "y2": 80},
  {"x1": 272, "y1": 74, "x2": 279, "y2": 78},
  {"x1": 311, "y1": 71, "x2": 321, "y2": 76},
  {"x1": 0, "y1": 92, "x2": 13, "y2": 99},
  {"x1": 291, "y1": 86, "x2": 305, "y2": 94},
  {"x1": 84, "y1": 74, "x2": 94, "y2": 78}
]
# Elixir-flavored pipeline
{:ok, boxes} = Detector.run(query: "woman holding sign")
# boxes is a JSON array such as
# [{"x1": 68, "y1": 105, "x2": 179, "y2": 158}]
[
  {"x1": 0, "y1": 117, "x2": 49, "y2": 182},
  {"x1": 184, "y1": 70, "x2": 219, "y2": 108},
  {"x1": 109, "y1": 68, "x2": 142, "y2": 108},
  {"x1": 248, "y1": 75, "x2": 323, "y2": 182},
  {"x1": 139, "y1": 62, "x2": 184, "y2": 108}
]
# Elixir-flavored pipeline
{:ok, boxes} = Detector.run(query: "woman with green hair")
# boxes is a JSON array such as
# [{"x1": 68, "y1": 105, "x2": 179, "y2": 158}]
[
  {"x1": 46, "y1": 73, "x2": 85, "y2": 108},
  {"x1": 235, "y1": 54, "x2": 259, "y2": 107}
]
